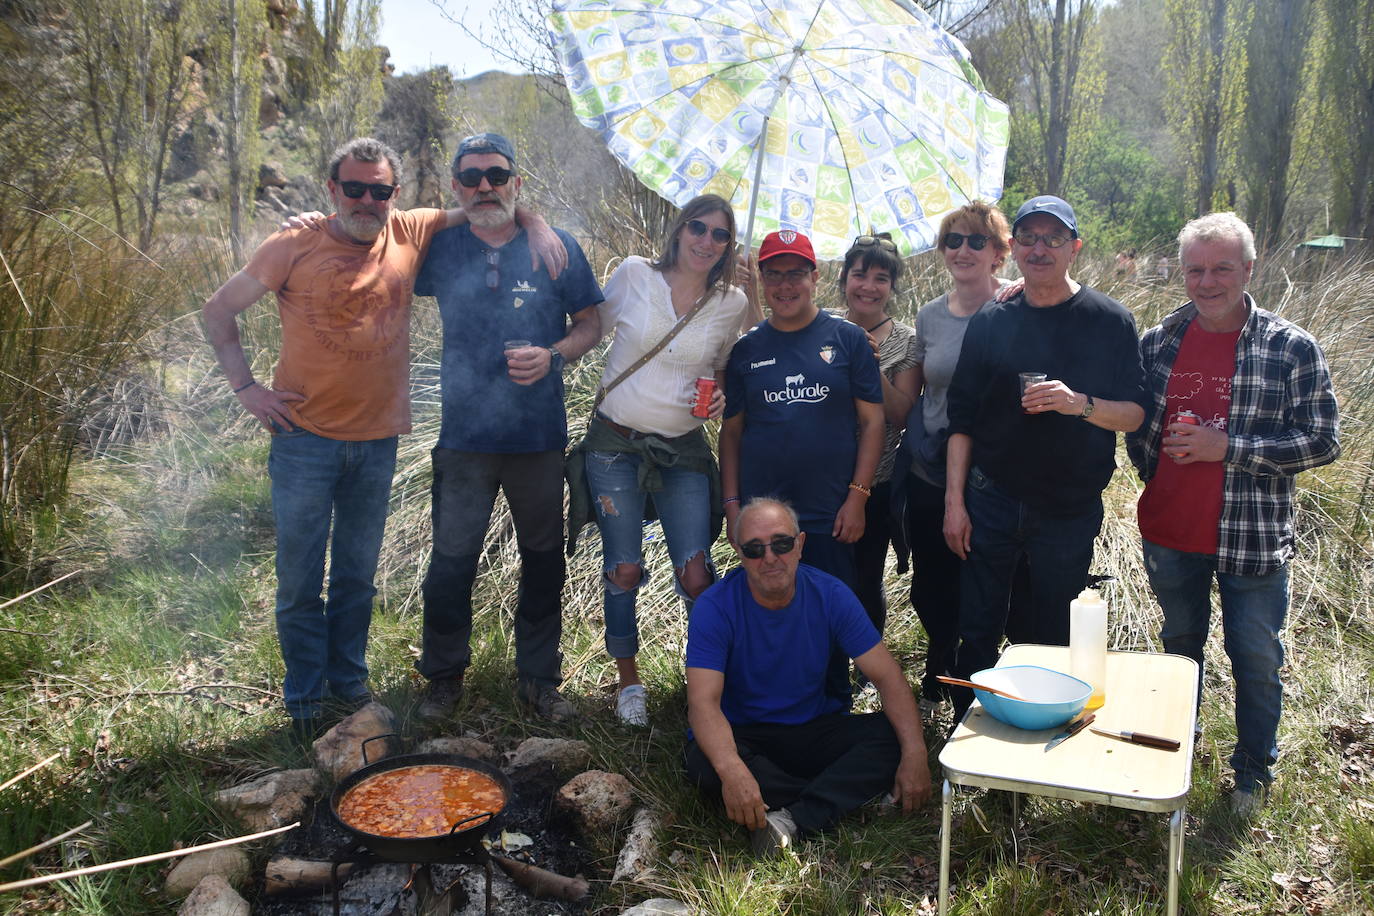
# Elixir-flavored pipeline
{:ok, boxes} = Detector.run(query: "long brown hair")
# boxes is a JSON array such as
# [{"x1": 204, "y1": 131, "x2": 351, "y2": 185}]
[{"x1": 652, "y1": 194, "x2": 738, "y2": 297}]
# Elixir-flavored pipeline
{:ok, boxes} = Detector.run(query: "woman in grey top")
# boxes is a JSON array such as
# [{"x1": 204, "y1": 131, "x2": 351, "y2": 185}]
[
  {"x1": 841, "y1": 234, "x2": 920, "y2": 636},
  {"x1": 905, "y1": 202, "x2": 1012, "y2": 712}
]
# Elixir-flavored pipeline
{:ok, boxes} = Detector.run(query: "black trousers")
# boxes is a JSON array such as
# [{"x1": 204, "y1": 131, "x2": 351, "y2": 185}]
[
  {"x1": 905, "y1": 472, "x2": 1035, "y2": 701},
  {"x1": 683, "y1": 711, "x2": 900, "y2": 836}
]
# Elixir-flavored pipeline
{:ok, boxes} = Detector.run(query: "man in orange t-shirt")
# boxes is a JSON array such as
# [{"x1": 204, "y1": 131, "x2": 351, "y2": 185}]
[{"x1": 203, "y1": 137, "x2": 446, "y2": 737}]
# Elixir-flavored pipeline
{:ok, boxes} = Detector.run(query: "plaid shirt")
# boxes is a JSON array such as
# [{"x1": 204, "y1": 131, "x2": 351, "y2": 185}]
[{"x1": 1126, "y1": 295, "x2": 1340, "y2": 575}]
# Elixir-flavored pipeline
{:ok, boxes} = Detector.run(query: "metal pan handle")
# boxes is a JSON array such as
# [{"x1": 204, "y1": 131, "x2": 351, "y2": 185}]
[
  {"x1": 446, "y1": 811, "x2": 495, "y2": 836},
  {"x1": 360, "y1": 733, "x2": 399, "y2": 766}
]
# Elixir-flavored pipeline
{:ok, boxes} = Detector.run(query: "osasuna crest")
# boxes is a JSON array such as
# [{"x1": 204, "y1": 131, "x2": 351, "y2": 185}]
[
  {"x1": 778, "y1": 229, "x2": 798, "y2": 244},
  {"x1": 818, "y1": 345, "x2": 834, "y2": 364}
]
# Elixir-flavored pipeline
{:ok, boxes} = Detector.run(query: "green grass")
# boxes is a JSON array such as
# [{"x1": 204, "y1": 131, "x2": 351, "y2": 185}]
[{"x1": 1, "y1": 252, "x2": 1372, "y2": 914}]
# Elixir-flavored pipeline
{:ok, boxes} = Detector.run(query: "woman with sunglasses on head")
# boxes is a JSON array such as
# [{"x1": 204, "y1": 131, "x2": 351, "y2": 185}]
[
  {"x1": 904, "y1": 202, "x2": 1015, "y2": 714},
  {"x1": 572, "y1": 194, "x2": 750, "y2": 726},
  {"x1": 837, "y1": 234, "x2": 920, "y2": 638}
]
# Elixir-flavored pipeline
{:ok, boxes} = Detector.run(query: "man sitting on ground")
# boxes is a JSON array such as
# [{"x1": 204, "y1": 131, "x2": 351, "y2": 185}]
[{"x1": 684, "y1": 497, "x2": 931, "y2": 854}]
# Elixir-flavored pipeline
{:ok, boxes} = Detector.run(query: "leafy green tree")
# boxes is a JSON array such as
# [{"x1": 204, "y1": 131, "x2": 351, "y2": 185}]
[
  {"x1": 204, "y1": 0, "x2": 266, "y2": 261},
  {"x1": 1242, "y1": 0, "x2": 1319, "y2": 248},
  {"x1": 304, "y1": 0, "x2": 385, "y2": 180},
  {"x1": 69, "y1": 0, "x2": 210, "y2": 250},
  {"x1": 1164, "y1": 0, "x2": 1250, "y2": 216},
  {"x1": 1319, "y1": 0, "x2": 1374, "y2": 240},
  {"x1": 1006, "y1": 0, "x2": 1103, "y2": 196}
]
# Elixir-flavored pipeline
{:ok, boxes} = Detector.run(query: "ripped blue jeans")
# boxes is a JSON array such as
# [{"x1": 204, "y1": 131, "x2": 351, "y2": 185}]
[{"x1": 584, "y1": 450, "x2": 715, "y2": 658}]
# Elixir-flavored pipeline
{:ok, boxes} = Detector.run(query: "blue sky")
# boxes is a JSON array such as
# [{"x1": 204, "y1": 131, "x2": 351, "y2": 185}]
[{"x1": 379, "y1": 0, "x2": 530, "y2": 76}]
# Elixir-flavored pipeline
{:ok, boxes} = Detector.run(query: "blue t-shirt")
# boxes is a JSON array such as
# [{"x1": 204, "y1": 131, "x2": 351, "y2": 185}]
[
  {"x1": 724, "y1": 311, "x2": 882, "y2": 532},
  {"x1": 415, "y1": 225, "x2": 604, "y2": 453},
  {"x1": 686, "y1": 565, "x2": 881, "y2": 725}
]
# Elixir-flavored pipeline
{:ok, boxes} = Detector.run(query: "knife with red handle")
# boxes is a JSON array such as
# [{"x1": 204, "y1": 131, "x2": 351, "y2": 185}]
[{"x1": 1089, "y1": 727, "x2": 1181, "y2": 751}]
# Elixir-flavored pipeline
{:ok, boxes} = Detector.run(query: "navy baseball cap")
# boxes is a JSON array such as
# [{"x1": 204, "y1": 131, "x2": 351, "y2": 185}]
[
  {"x1": 1013, "y1": 195, "x2": 1078, "y2": 238},
  {"x1": 455, "y1": 132, "x2": 516, "y2": 167}
]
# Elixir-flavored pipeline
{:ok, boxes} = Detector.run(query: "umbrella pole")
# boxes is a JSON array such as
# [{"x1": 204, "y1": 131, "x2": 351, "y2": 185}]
[{"x1": 741, "y1": 113, "x2": 771, "y2": 257}]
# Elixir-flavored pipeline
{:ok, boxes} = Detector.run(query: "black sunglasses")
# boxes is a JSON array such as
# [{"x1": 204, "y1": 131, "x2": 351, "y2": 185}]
[
  {"x1": 739, "y1": 534, "x2": 798, "y2": 559},
  {"x1": 853, "y1": 234, "x2": 898, "y2": 253},
  {"x1": 339, "y1": 181, "x2": 397, "y2": 201},
  {"x1": 456, "y1": 166, "x2": 514, "y2": 188},
  {"x1": 943, "y1": 232, "x2": 990, "y2": 251},
  {"x1": 686, "y1": 218, "x2": 732, "y2": 245}
]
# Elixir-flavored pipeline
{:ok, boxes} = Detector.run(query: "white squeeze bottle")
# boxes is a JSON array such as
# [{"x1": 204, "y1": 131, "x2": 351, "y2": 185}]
[{"x1": 1069, "y1": 587, "x2": 1107, "y2": 710}]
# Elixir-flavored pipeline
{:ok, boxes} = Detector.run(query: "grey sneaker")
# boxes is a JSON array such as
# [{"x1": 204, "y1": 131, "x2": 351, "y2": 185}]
[
  {"x1": 616, "y1": 684, "x2": 648, "y2": 726},
  {"x1": 750, "y1": 808, "x2": 797, "y2": 856},
  {"x1": 418, "y1": 676, "x2": 464, "y2": 720},
  {"x1": 1230, "y1": 788, "x2": 1262, "y2": 818},
  {"x1": 519, "y1": 682, "x2": 578, "y2": 722}
]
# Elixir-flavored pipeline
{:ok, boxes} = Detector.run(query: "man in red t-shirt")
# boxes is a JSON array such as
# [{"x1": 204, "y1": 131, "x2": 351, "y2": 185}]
[{"x1": 1128, "y1": 212, "x2": 1339, "y2": 818}]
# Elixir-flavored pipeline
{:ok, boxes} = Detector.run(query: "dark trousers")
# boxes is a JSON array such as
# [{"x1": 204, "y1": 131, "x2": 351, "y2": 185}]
[
  {"x1": 683, "y1": 712, "x2": 900, "y2": 836},
  {"x1": 905, "y1": 473, "x2": 1035, "y2": 701},
  {"x1": 952, "y1": 468, "x2": 1102, "y2": 716},
  {"x1": 418, "y1": 448, "x2": 566, "y2": 686},
  {"x1": 852, "y1": 479, "x2": 894, "y2": 635}
]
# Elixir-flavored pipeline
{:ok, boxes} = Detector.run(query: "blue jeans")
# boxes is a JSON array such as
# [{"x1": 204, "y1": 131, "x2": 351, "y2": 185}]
[
  {"x1": 269, "y1": 429, "x2": 397, "y2": 719},
  {"x1": 953, "y1": 468, "x2": 1103, "y2": 715},
  {"x1": 1143, "y1": 539, "x2": 1288, "y2": 793},
  {"x1": 585, "y1": 450, "x2": 715, "y2": 658}
]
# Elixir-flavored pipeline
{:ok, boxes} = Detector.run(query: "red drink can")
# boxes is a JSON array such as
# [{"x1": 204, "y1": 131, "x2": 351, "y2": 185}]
[
  {"x1": 691, "y1": 377, "x2": 716, "y2": 419},
  {"x1": 1171, "y1": 409, "x2": 1201, "y2": 426}
]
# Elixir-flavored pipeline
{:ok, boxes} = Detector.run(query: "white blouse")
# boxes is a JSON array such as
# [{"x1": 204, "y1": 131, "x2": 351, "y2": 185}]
[{"x1": 597, "y1": 256, "x2": 750, "y2": 437}]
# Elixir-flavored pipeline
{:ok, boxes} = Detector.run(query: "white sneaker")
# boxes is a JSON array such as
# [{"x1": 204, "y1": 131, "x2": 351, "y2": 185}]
[
  {"x1": 616, "y1": 684, "x2": 648, "y2": 726},
  {"x1": 750, "y1": 808, "x2": 797, "y2": 856}
]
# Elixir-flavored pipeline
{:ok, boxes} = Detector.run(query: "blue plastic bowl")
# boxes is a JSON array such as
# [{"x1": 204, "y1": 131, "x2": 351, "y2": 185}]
[{"x1": 970, "y1": 665, "x2": 1092, "y2": 730}]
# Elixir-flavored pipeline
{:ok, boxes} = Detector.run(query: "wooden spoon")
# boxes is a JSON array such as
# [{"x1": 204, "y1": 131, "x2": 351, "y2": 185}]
[{"x1": 935, "y1": 675, "x2": 1028, "y2": 702}]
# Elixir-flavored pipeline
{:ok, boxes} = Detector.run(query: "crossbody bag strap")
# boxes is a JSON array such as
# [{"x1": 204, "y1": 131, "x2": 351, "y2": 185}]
[{"x1": 593, "y1": 288, "x2": 715, "y2": 409}]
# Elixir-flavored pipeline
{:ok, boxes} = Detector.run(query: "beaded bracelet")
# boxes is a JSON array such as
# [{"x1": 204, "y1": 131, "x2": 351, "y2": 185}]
[{"x1": 848, "y1": 482, "x2": 872, "y2": 496}]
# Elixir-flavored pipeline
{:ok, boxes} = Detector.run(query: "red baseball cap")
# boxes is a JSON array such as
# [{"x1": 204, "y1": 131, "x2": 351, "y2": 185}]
[{"x1": 758, "y1": 229, "x2": 816, "y2": 267}]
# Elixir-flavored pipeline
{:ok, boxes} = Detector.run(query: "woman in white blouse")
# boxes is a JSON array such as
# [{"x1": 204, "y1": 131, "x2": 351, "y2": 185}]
[{"x1": 584, "y1": 194, "x2": 750, "y2": 725}]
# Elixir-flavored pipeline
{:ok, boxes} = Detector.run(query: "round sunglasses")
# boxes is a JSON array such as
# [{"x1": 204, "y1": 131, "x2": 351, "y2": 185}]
[
  {"x1": 852, "y1": 234, "x2": 898, "y2": 252},
  {"x1": 686, "y1": 218, "x2": 732, "y2": 245},
  {"x1": 942, "y1": 232, "x2": 990, "y2": 250}
]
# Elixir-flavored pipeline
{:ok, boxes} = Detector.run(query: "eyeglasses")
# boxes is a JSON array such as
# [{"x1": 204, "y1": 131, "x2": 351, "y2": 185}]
[
  {"x1": 852, "y1": 235, "x2": 898, "y2": 252},
  {"x1": 456, "y1": 166, "x2": 514, "y2": 188},
  {"x1": 339, "y1": 181, "x2": 397, "y2": 201},
  {"x1": 485, "y1": 249, "x2": 500, "y2": 292},
  {"x1": 686, "y1": 219, "x2": 732, "y2": 245},
  {"x1": 1013, "y1": 229, "x2": 1072, "y2": 249},
  {"x1": 761, "y1": 268, "x2": 811, "y2": 285},
  {"x1": 943, "y1": 232, "x2": 990, "y2": 251},
  {"x1": 739, "y1": 534, "x2": 798, "y2": 559}
]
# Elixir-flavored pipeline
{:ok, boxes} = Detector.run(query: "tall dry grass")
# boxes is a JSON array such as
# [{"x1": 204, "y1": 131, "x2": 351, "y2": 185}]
[{"x1": 0, "y1": 211, "x2": 182, "y2": 588}]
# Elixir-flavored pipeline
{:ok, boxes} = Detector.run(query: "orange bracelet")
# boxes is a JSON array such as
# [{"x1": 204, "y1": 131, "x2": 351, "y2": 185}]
[{"x1": 848, "y1": 482, "x2": 872, "y2": 497}]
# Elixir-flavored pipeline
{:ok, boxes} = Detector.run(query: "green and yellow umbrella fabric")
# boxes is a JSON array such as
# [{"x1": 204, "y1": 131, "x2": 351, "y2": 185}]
[{"x1": 547, "y1": 0, "x2": 1009, "y2": 259}]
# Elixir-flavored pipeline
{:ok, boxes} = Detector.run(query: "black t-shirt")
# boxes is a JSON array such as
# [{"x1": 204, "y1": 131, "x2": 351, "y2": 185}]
[{"x1": 946, "y1": 286, "x2": 1147, "y2": 514}]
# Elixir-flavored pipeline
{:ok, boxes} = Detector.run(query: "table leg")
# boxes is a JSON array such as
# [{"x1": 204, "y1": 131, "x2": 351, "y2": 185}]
[
  {"x1": 1166, "y1": 807, "x2": 1184, "y2": 916},
  {"x1": 938, "y1": 779, "x2": 952, "y2": 916}
]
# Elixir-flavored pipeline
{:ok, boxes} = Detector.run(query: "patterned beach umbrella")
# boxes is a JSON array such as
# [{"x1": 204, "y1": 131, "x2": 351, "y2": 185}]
[{"x1": 547, "y1": 0, "x2": 1010, "y2": 259}]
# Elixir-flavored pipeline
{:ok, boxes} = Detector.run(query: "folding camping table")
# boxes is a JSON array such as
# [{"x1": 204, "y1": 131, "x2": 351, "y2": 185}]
[{"x1": 936, "y1": 644, "x2": 1198, "y2": 915}]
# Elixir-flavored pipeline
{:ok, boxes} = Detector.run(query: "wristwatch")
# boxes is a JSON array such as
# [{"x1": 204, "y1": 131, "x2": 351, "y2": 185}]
[
  {"x1": 1079, "y1": 393, "x2": 1095, "y2": 419},
  {"x1": 547, "y1": 346, "x2": 566, "y2": 374}
]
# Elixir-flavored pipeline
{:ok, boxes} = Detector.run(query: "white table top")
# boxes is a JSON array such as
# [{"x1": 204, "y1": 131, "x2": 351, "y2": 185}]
[{"x1": 937, "y1": 644, "x2": 1199, "y2": 812}]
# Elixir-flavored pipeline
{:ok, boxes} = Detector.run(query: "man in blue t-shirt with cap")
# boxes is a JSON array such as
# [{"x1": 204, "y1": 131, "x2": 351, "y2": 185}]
[
  {"x1": 414, "y1": 133, "x2": 604, "y2": 722},
  {"x1": 684, "y1": 497, "x2": 931, "y2": 855}
]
